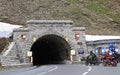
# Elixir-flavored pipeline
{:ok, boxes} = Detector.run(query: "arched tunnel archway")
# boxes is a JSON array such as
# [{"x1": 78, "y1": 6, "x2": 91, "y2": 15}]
[{"x1": 31, "y1": 34, "x2": 71, "y2": 65}]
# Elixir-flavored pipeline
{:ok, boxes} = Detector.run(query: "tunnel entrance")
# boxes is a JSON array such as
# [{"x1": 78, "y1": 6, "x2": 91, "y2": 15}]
[{"x1": 31, "y1": 34, "x2": 71, "y2": 65}]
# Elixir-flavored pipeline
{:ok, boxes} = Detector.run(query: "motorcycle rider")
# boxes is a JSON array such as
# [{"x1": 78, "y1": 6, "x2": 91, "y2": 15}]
[
  {"x1": 105, "y1": 51, "x2": 112, "y2": 62},
  {"x1": 85, "y1": 50, "x2": 100, "y2": 66},
  {"x1": 88, "y1": 51, "x2": 97, "y2": 65}
]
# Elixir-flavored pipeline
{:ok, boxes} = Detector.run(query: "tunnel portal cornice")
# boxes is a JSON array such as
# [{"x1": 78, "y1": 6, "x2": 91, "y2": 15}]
[
  {"x1": 72, "y1": 27, "x2": 85, "y2": 31},
  {"x1": 27, "y1": 20, "x2": 73, "y2": 25},
  {"x1": 13, "y1": 28, "x2": 30, "y2": 32}
]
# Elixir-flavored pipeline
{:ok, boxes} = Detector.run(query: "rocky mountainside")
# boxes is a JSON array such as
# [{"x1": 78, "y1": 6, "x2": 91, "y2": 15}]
[{"x1": 0, "y1": 0, "x2": 120, "y2": 35}]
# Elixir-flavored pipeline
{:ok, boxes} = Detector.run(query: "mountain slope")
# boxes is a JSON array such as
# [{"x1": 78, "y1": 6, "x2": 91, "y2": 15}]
[{"x1": 0, "y1": 0, "x2": 120, "y2": 35}]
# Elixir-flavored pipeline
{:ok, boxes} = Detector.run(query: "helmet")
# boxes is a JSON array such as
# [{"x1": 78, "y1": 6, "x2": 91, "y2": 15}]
[{"x1": 90, "y1": 51, "x2": 93, "y2": 55}]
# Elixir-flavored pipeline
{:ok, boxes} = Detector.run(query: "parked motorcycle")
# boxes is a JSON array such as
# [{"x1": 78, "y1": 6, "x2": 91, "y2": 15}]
[
  {"x1": 101, "y1": 55, "x2": 117, "y2": 67},
  {"x1": 112, "y1": 52, "x2": 120, "y2": 63}
]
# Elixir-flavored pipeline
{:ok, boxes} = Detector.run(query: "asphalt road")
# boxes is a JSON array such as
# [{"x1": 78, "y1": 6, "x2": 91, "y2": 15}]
[{"x1": 0, "y1": 63, "x2": 120, "y2": 75}]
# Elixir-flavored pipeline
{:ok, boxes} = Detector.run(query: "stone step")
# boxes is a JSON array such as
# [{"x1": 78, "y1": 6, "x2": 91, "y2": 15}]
[{"x1": 0, "y1": 56, "x2": 21, "y2": 66}]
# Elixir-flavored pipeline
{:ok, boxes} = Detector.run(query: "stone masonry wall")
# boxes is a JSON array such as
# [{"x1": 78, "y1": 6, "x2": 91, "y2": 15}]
[{"x1": 1, "y1": 20, "x2": 86, "y2": 65}]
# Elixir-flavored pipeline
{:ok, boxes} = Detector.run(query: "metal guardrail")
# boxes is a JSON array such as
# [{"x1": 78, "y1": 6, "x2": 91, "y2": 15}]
[{"x1": 87, "y1": 39, "x2": 120, "y2": 45}]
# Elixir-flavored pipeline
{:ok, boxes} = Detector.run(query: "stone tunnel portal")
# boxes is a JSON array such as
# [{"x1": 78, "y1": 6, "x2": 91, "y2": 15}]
[{"x1": 31, "y1": 34, "x2": 71, "y2": 65}]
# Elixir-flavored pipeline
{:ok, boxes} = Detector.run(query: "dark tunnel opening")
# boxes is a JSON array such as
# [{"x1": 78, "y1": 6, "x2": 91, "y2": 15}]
[{"x1": 31, "y1": 34, "x2": 71, "y2": 65}]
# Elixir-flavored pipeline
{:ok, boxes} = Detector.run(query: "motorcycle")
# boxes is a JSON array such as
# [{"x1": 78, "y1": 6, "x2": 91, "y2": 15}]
[
  {"x1": 101, "y1": 55, "x2": 117, "y2": 67},
  {"x1": 85, "y1": 55, "x2": 100, "y2": 66},
  {"x1": 112, "y1": 53, "x2": 120, "y2": 63}
]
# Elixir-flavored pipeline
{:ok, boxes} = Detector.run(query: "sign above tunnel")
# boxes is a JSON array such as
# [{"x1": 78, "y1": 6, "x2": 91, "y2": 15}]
[
  {"x1": 21, "y1": 34, "x2": 27, "y2": 40},
  {"x1": 75, "y1": 32, "x2": 80, "y2": 40}
]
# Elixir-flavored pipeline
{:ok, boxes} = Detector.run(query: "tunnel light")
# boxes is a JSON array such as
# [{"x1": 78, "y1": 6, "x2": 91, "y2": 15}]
[
  {"x1": 33, "y1": 37, "x2": 37, "y2": 42},
  {"x1": 65, "y1": 36, "x2": 69, "y2": 42}
]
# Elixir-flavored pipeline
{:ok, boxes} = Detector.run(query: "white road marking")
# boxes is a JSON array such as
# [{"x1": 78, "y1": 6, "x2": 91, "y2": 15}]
[
  {"x1": 88, "y1": 66, "x2": 91, "y2": 71},
  {"x1": 82, "y1": 72, "x2": 88, "y2": 75},
  {"x1": 37, "y1": 72, "x2": 47, "y2": 75},
  {"x1": 82, "y1": 66, "x2": 92, "y2": 75},
  {"x1": 37, "y1": 66, "x2": 58, "y2": 75},
  {"x1": 48, "y1": 66, "x2": 58, "y2": 72}
]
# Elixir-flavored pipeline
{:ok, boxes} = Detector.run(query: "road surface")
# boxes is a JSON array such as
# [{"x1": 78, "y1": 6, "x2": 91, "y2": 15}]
[{"x1": 0, "y1": 64, "x2": 120, "y2": 75}]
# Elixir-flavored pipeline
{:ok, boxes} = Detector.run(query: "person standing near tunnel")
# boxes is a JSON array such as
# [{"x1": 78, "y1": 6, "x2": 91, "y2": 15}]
[{"x1": 86, "y1": 51, "x2": 98, "y2": 65}]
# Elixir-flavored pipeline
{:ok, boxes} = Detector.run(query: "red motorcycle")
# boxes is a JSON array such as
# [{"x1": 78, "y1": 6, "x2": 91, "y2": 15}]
[{"x1": 101, "y1": 55, "x2": 117, "y2": 67}]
